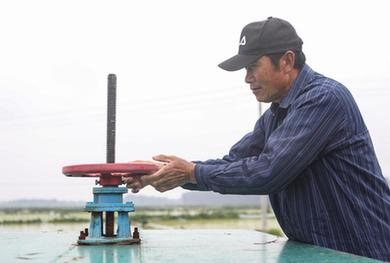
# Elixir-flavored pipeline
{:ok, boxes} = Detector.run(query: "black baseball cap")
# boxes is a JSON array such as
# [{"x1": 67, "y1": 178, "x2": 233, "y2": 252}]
[{"x1": 218, "y1": 17, "x2": 303, "y2": 71}]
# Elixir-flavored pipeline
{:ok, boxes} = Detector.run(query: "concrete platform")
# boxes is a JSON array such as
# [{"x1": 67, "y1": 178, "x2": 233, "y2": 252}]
[{"x1": 0, "y1": 229, "x2": 382, "y2": 262}]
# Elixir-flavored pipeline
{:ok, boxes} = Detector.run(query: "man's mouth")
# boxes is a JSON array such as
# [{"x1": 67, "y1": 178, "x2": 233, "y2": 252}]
[{"x1": 251, "y1": 86, "x2": 262, "y2": 93}]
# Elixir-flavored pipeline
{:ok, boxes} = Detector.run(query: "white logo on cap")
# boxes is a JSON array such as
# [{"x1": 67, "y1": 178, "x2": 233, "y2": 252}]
[{"x1": 239, "y1": 36, "x2": 246, "y2": 46}]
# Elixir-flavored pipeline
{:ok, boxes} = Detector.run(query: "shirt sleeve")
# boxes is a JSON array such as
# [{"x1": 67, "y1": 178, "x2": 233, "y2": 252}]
[
  {"x1": 194, "y1": 88, "x2": 346, "y2": 195},
  {"x1": 182, "y1": 117, "x2": 266, "y2": 191}
]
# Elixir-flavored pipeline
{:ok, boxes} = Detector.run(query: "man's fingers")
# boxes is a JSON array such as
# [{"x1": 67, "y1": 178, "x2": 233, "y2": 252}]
[
  {"x1": 141, "y1": 171, "x2": 162, "y2": 186},
  {"x1": 153, "y1": 154, "x2": 175, "y2": 163},
  {"x1": 124, "y1": 155, "x2": 180, "y2": 193},
  {"x1": 122, "y1": 176, "x2": 134, "y2": 184},
  {"x1": 155, "y1": 184, "x2": 176, "y2": 193},
  {"x1": 123, "y1": 175, "x2": 145, "y2": 193},
  {"x1": 126, "y1": 183, "x2": 140, "y2": 190},
  {"x1": 131, "y1": 160, "x2": 159, "y2": 165},
  {"x1": 151, "y1": 176, "x2": 178, "y2": 191}
]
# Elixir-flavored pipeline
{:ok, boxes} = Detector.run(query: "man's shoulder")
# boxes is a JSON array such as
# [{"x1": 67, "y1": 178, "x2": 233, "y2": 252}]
[
  {"x1": 298, "y1": 71, "x2": 353, "y2": 104},
  {"x1": 283, "y1": 65, "x2": 350, "y2": 108},
  {"x1": 307, "y1": 71, "x2": 345, "y2": 92},
  {"x1": 296, "y1": 70, "x2": 365, "y2": 132}
]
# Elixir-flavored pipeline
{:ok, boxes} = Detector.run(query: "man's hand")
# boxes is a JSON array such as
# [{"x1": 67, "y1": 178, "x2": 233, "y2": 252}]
[
  {"x1": 124, "y1": 155, "x2": 196, "y2": 193},
  {"x1": 148, "y1": 155, "x2": 196, "y2": 192},
  {"x1": 122, "y1": 160, "x2": 163, "y2": 193}
]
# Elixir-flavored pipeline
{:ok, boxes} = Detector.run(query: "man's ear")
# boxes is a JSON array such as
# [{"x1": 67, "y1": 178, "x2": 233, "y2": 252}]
[{"x1": 281, "y1": 51, "x2": 295, "y2": 73}]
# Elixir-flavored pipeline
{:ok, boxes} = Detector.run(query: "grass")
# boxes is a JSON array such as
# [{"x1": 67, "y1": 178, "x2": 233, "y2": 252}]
[
  {"x1": 48, "y1": 218, "x2": 89, "y2": 223},
  {"x1": 0, "y1": 219, "x2": 42, "y2": 224},
  {"x1": 264, "y1": 228, "x2": 284, "y2": 237},
  {"x1": 0, "y1": 207, "x2": 284, "y2": 236}
]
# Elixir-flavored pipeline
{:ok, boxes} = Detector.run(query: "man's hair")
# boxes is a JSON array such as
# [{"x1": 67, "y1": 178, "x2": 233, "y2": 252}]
[{"x1": 267, "y1": 50, "x2": 306, "y2": 69}]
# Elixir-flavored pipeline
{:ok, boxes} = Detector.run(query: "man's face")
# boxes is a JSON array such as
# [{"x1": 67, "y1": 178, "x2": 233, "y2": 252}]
[{"x1": 245, "y1": 55, "x2": 290, "y2": 103}]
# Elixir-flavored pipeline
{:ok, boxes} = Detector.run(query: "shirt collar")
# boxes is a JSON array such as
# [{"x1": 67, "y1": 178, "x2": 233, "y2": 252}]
[{"x1": 271, "y1": 64, "x2": 313, "y2": 113}]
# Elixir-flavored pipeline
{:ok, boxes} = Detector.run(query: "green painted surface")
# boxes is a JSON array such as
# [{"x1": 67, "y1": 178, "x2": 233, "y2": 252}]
[{"x1": 0, "y1": 229, "x2": 382, "y2": 262}]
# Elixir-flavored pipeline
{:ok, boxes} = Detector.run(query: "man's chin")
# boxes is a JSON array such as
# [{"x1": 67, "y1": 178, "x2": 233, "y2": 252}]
[{"x1": 255, "y1": 96, "x2": 270, "y2": 103}]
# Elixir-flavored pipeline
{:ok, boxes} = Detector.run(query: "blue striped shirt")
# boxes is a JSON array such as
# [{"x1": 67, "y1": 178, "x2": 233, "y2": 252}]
[{"x1": 183, "y1": 64, "x2": 390, "y2": 261}]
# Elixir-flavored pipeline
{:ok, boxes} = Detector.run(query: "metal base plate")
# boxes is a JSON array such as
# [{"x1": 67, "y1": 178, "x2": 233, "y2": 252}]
[{"x1": 78, "y1": 237, "x2": 141, "y2": 246}]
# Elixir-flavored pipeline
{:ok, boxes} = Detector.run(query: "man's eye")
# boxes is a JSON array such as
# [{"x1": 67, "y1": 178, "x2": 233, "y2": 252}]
[{"x1": 246, "y1": 64, "x2": 256, "y2": 71}]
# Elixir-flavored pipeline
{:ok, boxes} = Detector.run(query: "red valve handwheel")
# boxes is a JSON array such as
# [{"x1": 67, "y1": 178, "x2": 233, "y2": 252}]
[{"x1": 62, "y1": 162, "x2": 159, "y2": 186}]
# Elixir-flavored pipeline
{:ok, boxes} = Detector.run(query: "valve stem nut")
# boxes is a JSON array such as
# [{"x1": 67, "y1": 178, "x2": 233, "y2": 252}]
[
  {"x1": 79, "y1": 230, "x2": 86, "y2": 240},
  {"x1": 133, "y1": 227, "x2": 140, "y2": 239}
]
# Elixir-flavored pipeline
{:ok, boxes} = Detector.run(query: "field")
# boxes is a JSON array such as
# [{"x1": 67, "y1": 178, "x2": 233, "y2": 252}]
[{"x1": 0, "y1": 207, "x2": 284, "y2": 236}]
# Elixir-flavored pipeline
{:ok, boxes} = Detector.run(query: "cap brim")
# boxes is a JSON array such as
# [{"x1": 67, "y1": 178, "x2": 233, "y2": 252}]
[{"x1": 218, "y1": 54, "x2": 261, "y2": 71}]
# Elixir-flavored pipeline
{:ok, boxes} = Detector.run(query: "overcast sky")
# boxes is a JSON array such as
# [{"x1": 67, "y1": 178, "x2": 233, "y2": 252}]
[{"x1": 0, "y1": 0, "x2": 389, "y2": 201}]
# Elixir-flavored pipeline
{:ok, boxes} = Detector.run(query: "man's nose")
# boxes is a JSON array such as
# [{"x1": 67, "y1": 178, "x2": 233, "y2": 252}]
[{"x1": 245, "y1": 70, "x2": 255, "y2": 84}]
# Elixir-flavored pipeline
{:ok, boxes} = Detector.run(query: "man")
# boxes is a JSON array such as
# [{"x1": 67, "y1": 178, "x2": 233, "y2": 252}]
[{"x1": 124, "y1": 17, "x2": 390, "y2": 261}]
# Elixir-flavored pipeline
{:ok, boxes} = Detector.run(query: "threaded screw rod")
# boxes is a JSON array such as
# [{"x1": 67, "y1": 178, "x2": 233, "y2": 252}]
[{"x1": 106, "y1": 74, "x2": 116, "y2": 164}]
